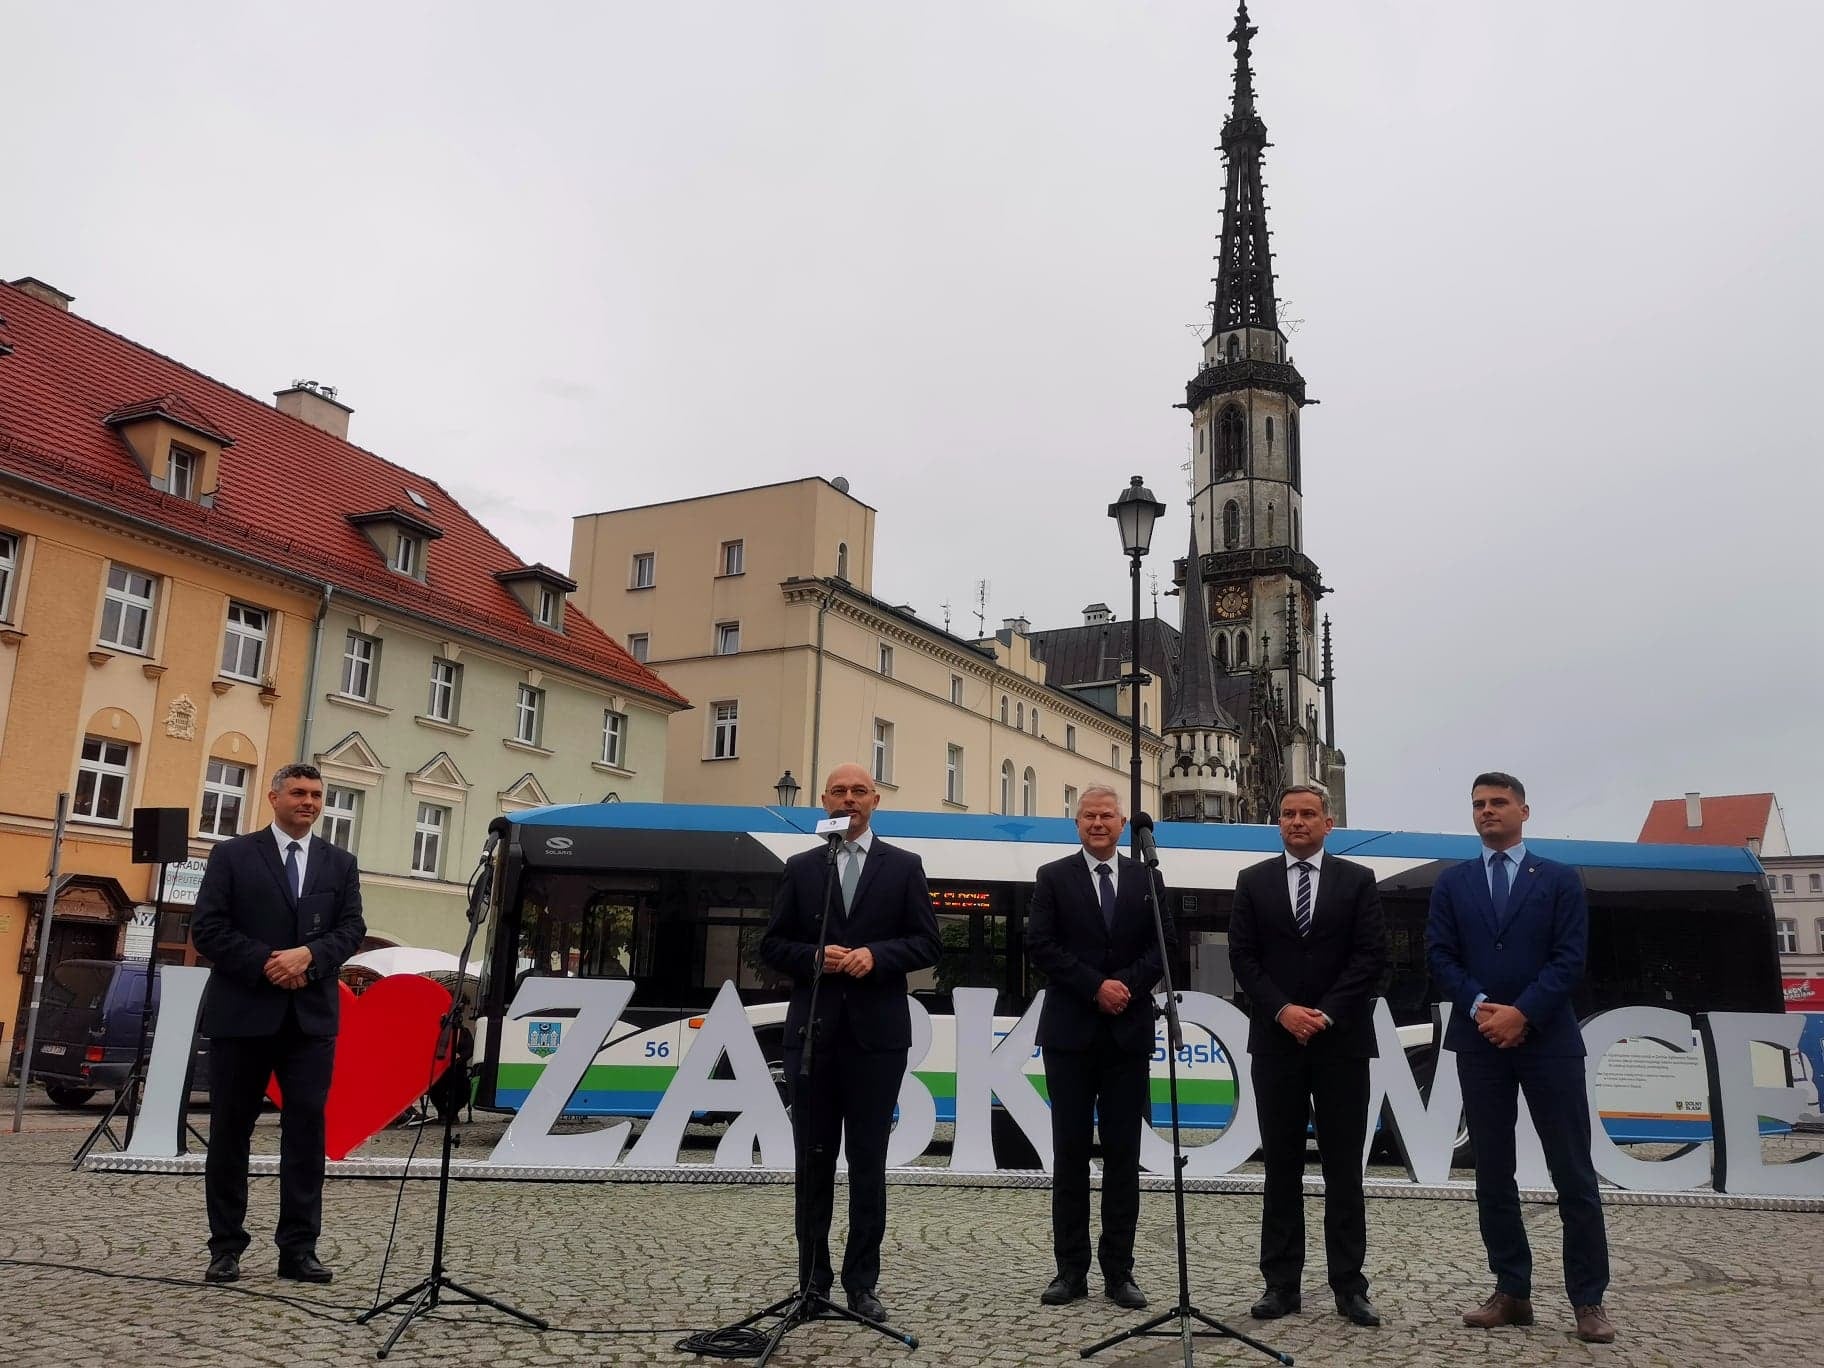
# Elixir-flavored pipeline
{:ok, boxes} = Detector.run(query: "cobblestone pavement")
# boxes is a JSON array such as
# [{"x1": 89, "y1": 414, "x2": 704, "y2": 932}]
[{"x1": 4, "y1": 1087, "x2": 1822, "y2": 1368}]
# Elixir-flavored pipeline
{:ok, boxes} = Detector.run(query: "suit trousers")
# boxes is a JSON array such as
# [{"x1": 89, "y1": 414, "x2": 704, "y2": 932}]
[
  {"x1": 1044, "y1": 1035, "x2": 1149, "y2": 1283},
  {"x1": 1251, "y1": 1049, "x2": 1371, "y2": 1296},
  {"x1": 786, "y1": 1030, "x2": 906, "y2": 1296},
  {"x1": 1458, "y1": 1048, "x2": 1610, "y2": 1306},
  {"x1": 204, "y1": 1014, "x2": 335, "y2": 1258}
]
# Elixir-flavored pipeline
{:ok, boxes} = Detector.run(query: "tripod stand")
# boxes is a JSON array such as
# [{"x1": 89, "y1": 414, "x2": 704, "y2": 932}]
[
  {"x1": 1080, "y1": 815, "x2": 1291, "y2": 1367},
  {"x1": 717, "y1": 823, "x2": 917, "y2": 1366},
  {"x1": 73, "y1": 859, "x2": 206, "y2": 1168},
  {"x1": 357, "y1": 835, "x2": 546, "y2": 1359}
]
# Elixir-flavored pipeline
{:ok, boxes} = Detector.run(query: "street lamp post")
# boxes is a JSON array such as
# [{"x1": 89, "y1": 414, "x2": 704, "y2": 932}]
[
  {"x1": 1108, "y1": 475, "x2": 1166, "y2": 821},
  {"x1": 773, "y1": 770, "x2": 802, "y2": 807}
]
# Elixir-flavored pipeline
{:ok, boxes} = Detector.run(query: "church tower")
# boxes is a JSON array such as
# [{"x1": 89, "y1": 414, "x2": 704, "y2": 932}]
[
  {"x1": 1179, "y1": 2, "x2": 1346, "y2": 822},
  {"x1": 1162, "y1": 522, "x2": 1243, "y2": 822}
]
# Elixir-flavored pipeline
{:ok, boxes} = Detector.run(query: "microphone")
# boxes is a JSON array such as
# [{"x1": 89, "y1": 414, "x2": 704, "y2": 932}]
[{"x1": 1130, "y1": 811, "x2": 1160, "y2": 867}]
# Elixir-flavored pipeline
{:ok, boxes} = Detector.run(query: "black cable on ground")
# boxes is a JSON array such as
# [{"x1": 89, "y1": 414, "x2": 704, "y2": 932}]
[{"x1": 674, "y1": 1325, "x2": 773, "y2": 1358}]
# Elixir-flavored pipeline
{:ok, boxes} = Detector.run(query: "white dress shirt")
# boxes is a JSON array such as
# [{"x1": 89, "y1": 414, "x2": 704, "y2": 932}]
[
  {"x1": 271, "y1": 823, "x2": 313, "y2": 893},
  {"x1": 1284, "y1": 846, "x2": 1325, "y2": 919},
  {"x1": 1080, "y1": 846, "x2": 1119, "y2": 896},
  {"x1": 842, "y1": 825, "x2": 874, "y2": 886}
]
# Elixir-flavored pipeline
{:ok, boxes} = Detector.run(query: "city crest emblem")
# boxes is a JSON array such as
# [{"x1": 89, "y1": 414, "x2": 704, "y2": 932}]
[{"x1": 527, "y1": 1021, "x2": 563, "y2": 1058}]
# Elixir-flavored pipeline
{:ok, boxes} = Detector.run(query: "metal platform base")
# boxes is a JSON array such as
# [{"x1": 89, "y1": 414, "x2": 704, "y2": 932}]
[{"x1": 80, "y1": 1151, "x2": 1824, "y2": 1211}]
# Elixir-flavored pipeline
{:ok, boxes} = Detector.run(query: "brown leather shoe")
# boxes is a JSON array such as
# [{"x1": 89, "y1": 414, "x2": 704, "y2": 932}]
[
  {"x1": 1462, "y1": 1291, "x2": 1534, "y2": 1328},
  {"x1": 1574, "y1": 1304, "x2": 1616, "y2": 1344}
]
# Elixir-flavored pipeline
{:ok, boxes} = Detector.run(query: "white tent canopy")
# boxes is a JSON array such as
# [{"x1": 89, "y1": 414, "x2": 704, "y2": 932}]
[{"x1": 345, "y1": 946, "x2": 461, "y2": 978}]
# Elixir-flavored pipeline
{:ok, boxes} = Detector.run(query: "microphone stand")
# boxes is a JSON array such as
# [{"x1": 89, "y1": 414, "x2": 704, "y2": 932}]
[
  {"x1": 358, "y1": 834, "x2": 547, "y2": 1359},
  {"x1": 720, "y1": 826, "x2": 917, "y2": 1365},
  {"x1": 1080, "y1": 819, "x2": 1292, "y2": 1367}
]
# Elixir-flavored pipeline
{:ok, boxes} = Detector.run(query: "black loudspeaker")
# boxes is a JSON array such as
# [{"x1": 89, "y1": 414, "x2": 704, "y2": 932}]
[{"x1": 131, "y1": 807, "x2": 189, "y2": 864}]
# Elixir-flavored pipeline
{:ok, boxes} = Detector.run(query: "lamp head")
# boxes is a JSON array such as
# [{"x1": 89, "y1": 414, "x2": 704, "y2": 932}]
[{"x1": 1108, "y1": 475, "x2": 1166, "y2": 558}]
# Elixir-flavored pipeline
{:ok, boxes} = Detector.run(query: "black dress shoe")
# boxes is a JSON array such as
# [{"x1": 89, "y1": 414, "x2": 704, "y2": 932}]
[
  {"x1": 1105, "y1": 1278, "x2": 1148, "y2": 1310},
  {"x1": 1335, "y1": 1290, "x2": 1381, "y2": 1327},
  {"x1": 846, "y1": 1289, "x2": 887, "y2": 1323},
  {"x1": 1250, "y1": 1287, "x2": 1301, "y2": 1320},
  {"x1": 277, "y1": 1252, "x2": 333, "y2": 1284},
  {"x1": 1041, "y1": 1274, "x2": 1089, "y2": 1305},
  {"x1": 204, "y1": 1254, "x2": 240, "y2": 1284}
]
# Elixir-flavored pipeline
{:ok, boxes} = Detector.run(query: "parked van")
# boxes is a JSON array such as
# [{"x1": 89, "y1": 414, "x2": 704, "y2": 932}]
[{"x1": 30, "y1": 959, "x2": 209, "y2": 1106}]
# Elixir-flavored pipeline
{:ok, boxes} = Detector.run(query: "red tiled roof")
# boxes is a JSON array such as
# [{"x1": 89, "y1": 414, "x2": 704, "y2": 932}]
[
  {"x1": 1637, "y1": 793, "x2": 1776, "y2": 846},
  {"x1": 102, "y1": 391, "x2": 235, "y2": 446},
  {"x1": 0, "y1": 281, "x2": 686, "y2": 707}
]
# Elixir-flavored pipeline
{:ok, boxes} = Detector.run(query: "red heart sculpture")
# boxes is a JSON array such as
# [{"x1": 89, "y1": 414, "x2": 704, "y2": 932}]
[{"x1": 266, "y1": 975, "x2": 454, "y2": 1160}]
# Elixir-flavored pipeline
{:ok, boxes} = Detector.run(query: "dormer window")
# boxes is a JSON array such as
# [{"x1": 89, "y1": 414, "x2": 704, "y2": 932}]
[
  {"x1": 349, "y1": 507, "x2": 443, "y2": 582},
  {"x1": 493, "y1": 563, "x2": 577, "y2": 632},
  {"x1": 168, "y1": 445, "x2": 198, "y2": 500}
]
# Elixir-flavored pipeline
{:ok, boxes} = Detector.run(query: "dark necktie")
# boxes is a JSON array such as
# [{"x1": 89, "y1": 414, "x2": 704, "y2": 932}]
[
  {"x1": 1095, "y1": 862, "x2": 1115, "y2": 931},
  {"x1": 1293, "y1": 861, "x2": 1314, "y2": 937},
  {"x1": 1489, "y1": 850, "x2": 1510, "y2": 920},
  {"x1": 285, "y1": 840, "x2": 302, "y2": 901}
]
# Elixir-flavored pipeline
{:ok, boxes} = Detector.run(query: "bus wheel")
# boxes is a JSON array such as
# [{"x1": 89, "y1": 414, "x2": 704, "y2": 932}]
[{"x1": 45, "y1": 1084, "x2": 97, "y2": 1107}]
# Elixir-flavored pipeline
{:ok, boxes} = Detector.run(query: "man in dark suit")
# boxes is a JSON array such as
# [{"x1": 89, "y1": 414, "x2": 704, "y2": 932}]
[
  {"x1": 1425, "y1": 772, "x2": 1614, "y2": 1344},
  {"x1": 191, "y1": 762, "x2": 365, "y2": 1286},
  {"x1": 1026, "y1": 784, "x2": 1172, "y2": 1311},
  {"x1": 759, "y1": 762, "x2": 941, "y2": 1324},
  {"x1": 1228, "y1": 784, "x2": 1387, "y2": 1327}
]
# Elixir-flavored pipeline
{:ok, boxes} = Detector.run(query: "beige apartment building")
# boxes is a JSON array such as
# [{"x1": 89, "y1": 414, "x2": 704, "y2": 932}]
[{"x1": 570, "y1": 477, "x2": 1162, "y2": 816}]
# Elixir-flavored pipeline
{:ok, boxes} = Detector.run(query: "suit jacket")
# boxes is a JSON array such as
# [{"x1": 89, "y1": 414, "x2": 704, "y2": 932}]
[
  {"x1": 1228, "y1": 852, "x2": 1387, "y2": 1058},
  {"x1": 1425, "y1": 850, "x2": 1589, "y2": 1057},
  {"x1": 1026, "y1": 851, "x2": 1173, "y2": 1055},
  {"x1": 192, "y1": 830, "x2": 366, "y2": 1039},
  {"x1": 759, "y1": 835, "x2": 942, "y2": 1054}
]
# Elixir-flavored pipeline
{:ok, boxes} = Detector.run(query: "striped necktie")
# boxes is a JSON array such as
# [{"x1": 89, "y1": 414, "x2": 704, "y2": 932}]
[{"x1": 1293, "y1": 861, "x2": 1314, "y2": 937}]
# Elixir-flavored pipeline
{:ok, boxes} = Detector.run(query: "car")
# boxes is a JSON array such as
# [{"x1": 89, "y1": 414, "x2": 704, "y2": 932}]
[{"x1": 29, "y1": 958, "x2": 210, "y2": 1106}]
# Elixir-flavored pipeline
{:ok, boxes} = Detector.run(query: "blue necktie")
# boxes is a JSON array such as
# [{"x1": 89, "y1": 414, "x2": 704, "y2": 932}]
[
  {"x1": 286, "y1": 840, "x2": 302, "y2": 902},
  {"x1": 1293, "y1": 861, "x2": 1314, "y2": 937},
  {"x1": 1489, "y1": 850, "x2": 1510, "y2": 920},
  {"x1": 1096, "y1": 862, "x2": 1116, "y2": 930}
]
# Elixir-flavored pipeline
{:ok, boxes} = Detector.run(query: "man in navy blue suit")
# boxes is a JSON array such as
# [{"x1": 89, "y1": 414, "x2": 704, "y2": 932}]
[
  {"x1": 759, "y1": 762, "x2": 941, "y2": 1325},
  {"x1": 1425, "y1": 772, "x2": 1614, "y2": 1344},
  {"x1": 191, "y1": 762, "x2": 365, "y2": 1287}
]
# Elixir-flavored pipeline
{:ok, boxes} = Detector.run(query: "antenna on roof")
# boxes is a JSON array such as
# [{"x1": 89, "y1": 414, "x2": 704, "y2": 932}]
[
  {"x1": 939, "y1": 599, "x2": 953, "y2": 632},
  {"x1": 974, "y1": 580, "x2": 990, "y2": 637}
]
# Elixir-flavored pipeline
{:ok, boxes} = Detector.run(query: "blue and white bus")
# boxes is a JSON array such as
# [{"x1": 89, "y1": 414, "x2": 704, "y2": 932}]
[{"x1": 472, "y1": 803, "x2": 1788, "y2": 1154}]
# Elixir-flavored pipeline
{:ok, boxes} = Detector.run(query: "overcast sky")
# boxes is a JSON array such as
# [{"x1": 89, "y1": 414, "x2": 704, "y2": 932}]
[{"x1": 5, "y1": 1, "x2": 1820, "y2": 845}]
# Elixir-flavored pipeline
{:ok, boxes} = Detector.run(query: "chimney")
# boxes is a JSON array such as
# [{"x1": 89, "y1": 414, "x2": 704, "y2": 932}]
[
  {"x1": 1002, "y1": 615, "x2": 1030, "y2": 635},
  {"x1": 9, "y1": 277, "x2": 74, "y2": 311},
  {"x1": 1684, "y1": 792, "x2": 1703, "y2": 829},
  {"x1": 274, "y1": 380, "x2": 353, "y2": 440},
  {"x1": 1083, "y1": 602, "x2": 1113, "y2": 625}
]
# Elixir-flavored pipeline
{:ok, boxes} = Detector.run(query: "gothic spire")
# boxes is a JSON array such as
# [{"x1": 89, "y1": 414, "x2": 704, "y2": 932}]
[
  {"x1": 1211, "y1": 1, "x2": 1278, "y2": 334},
  {"x1": 1166, "y1": 522, "x2": 1239, "y2": 734}
]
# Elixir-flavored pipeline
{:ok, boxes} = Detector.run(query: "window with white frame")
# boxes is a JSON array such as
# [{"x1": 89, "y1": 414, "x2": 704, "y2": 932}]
[
  {"x1": 711, "y1": 701, "x2": 739, "y2": 759},
  {"x1": 168, "y1": 445, "x2": 198, "y2": 500},
  {"x1": 720, "y1": 539, "x2": 744, "y2": 576},
  {"x1": 872, "y1": 720, "x2": 894, "y2": 784},
  {"x1": 426, "y1": 658, "x2": 460, "y2": 722},
  {"x1": 514, "y1": 685, "x2": 545, "y2": 746},
  {"x1": 1782, "y1": 874, "x2": 1795, "y2": 892},
  {"x1": 627, "y1": 633, "x2": 649, "y2": 663},
  {"x1": 537, "y1": 586, "x2": 559, "y2": 627},
  {"x1": 319, "y1": 786, "x2": 360, "y2": 850},
  {"x1": 715, "y1": 621, "x2": 740, "y2": 655},
  {"x1": 601, "y1": 708, "x2": 627, "y2": 768},
  {"x1": 1066, "y1": 723, "x2": 1077, "y2": 753},
  {"x1": 999, "y1": 696, "x2": 1009, "y2": 724},
  {"x1": 392, "y1": 533, "x2": 422, "y2": 576},
  {"x1": 1064, "y1": 784, "x2": 1078, "y2": 816},
  {"x1": 1767, "y1": 875, "x2": 1779, "y2": 892},
  {"x1": 946, "y1": 745, "x2": 963, "y2": 804},
  {"x1": 200, "y1": 759, "x2": 249, "y2": 838},
  {"x1": 950, "y1": 675, "x2": 964, "y2": 706},
  {"x1": 999, "y1": 760, "x2": 1014, "y2": 814},
  {"x1": 1817, "y1": 918, "x2": 1824, "y2": 953},
  {"x1": 74, "y1": 737, "x2": 132, "y2": 823},
  {"x1": 99, "y1": 564, "x2": 156, "y2": 653},
  {"x1": 340, "y1": 632, "x2": 379, "y2": 700},
  {"x1": 412, "y1": 802, "x2": 447, "y2": 877},
  {"x1": 1111, "y1": 744, "x2": 1121, "y2": 768},
  {"x1": 0, "y1": 531, "x2": 18, "y2": 621},
  {"x1": 878, "y1": 643, "x2": 893, "y2": 676},
  {"x1": 631, "y1": 552, "x2": 655, "y2": 589},
  {"x1": 1015, "y1": 701, "x2": 1024, "y2": 730},
  {"x1": 1031, "y1": 706, "x2": 1039, "y2": 735},
  {"x1": 1812, "y1": 873, "x2": 1823, "y2": 893},
  {"x1": 219, "y1": 601, "x2": 268, "y2": 681},
  {"x1": 1776, "y1": 919, "x2": 1798, "y2": 954},
  {"x1": 1021, "y1": 766, "x2": 1035, "y2": 815}
]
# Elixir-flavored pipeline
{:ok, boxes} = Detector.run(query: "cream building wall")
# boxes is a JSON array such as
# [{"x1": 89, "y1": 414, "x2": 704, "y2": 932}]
[{"x1": 571, "y1": 478, "x2": 1162, "y2": 815}]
